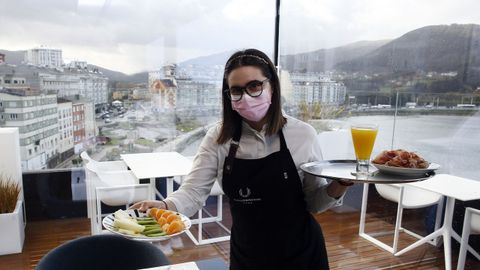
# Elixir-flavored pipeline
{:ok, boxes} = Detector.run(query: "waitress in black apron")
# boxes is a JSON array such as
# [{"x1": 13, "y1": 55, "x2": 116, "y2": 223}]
[{"x1": 131, "y1": 49, "x2": 352, "y2": 270}]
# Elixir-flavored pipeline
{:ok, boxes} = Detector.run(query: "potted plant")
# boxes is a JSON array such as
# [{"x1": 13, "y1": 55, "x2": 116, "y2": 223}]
[{"x1": 0, "y1": 174, "x2": 24, "y2": 255}]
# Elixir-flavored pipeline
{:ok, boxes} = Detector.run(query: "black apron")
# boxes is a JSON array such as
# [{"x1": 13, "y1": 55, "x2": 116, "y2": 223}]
[{"x1": 222, "y1": 126, "x2": 329, "y2": 270}]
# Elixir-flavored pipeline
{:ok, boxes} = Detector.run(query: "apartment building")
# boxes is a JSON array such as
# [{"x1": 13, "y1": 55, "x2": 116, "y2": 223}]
[
  {"x1": 289, "y1": 72, "x2": 347, "y2": 105},
  {"x1": 176, "y1": 77, "x2": 219, "y2": 114},
  {"x1": 0, "y1": 88, "x2": 59, "y2": 170},
  {"x1": 57, "y1": 99, "x2": 74, "y2": 161},
  {"x1": 72, "y1": 102, "x2": 86, "y2": 154},
  {"x1": 24, "y1": 46, "x2": 63, "y2": 68},
  {"x1": 39, "y1": 68, "x2": 109, "y2": 108}
]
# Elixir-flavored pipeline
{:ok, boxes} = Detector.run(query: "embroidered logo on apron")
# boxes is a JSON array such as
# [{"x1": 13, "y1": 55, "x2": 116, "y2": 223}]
[
  {"x1": 234, "y1": 187, "x2": 261, "y2": 204},
  {"x1": 238, "y1": 187, "x2": 251, "y2": 198}
]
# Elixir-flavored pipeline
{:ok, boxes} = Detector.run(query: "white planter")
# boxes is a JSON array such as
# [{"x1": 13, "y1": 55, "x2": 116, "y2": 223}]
[
  {"x1": 0, "y1": 200, "x2": 25, "y2": 255},
  {"x1": 0, "y1": 128, "x2": 23, "y2": 199}
]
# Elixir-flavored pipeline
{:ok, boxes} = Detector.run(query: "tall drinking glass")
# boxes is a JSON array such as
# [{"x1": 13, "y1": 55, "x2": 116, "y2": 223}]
[{"x1": 350, "y1": 124, "x2": 378, "y2": 177}]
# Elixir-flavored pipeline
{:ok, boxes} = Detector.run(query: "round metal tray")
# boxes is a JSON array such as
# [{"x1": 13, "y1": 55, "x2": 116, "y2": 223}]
[{"x1": 300, "y1": 160, "x2": 435, "y2": 184}]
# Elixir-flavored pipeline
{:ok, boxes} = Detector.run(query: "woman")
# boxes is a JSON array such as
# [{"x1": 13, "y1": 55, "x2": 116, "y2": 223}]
[{"x1": 131, "y1": 48, "x2": 352, "y2": 269}]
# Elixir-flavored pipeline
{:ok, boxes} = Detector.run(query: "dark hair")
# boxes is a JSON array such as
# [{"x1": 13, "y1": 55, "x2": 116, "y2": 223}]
[{"x1": 217, "y1": 48, "x2": 286, "y2": 144}]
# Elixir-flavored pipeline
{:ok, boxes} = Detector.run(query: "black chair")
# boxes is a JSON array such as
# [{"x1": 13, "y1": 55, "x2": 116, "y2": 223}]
[{"x1": 36, "y1": 234, "x2": 170, "y2": 270}]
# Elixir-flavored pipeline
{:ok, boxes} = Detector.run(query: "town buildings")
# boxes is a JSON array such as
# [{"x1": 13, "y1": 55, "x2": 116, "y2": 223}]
[
  {"x1": 1, "y1": 50, "x2": 344, "y2": 172},
  {"x1": 0, "y1": 48, "x2": 103, "y2": 170},
  {"x1": 0, "y1": 63, "x2": 108, "y2": 111},
  {"x1": 0, "y1": 88, "x2": 59, "y2": 170}
]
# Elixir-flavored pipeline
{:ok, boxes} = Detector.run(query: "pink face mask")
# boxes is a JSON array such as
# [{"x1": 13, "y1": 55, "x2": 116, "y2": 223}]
[{"x1": 232, "y1": 89, "x2": 272, "y2": 122}]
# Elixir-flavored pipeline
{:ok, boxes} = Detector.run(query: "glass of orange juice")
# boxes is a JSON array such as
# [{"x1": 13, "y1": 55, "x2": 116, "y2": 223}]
[{"x1": 351, "y1": 123, "x2": 378, "y2": 177}]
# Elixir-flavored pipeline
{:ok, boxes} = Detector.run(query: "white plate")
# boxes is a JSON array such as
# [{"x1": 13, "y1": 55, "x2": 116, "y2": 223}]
[
  {"x1": 373, "y1": 163, "x2": 440, "y2": 176},
  {"x1": 102, "y1": 209, "x2": 191, "y2": 241}
]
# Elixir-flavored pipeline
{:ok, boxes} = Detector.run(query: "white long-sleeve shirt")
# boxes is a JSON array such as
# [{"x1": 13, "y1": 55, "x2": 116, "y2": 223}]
[{"x1": 165, "y1": 115, "x2": 341, "y2": 217}]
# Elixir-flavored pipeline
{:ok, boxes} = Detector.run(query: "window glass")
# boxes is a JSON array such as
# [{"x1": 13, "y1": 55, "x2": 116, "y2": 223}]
[
  {"x1": 280, "y1": 0, "x2": 480, "y2": 179},
  {"x1": 0, "y1": 0, "x2": 275, "y2": 171}
]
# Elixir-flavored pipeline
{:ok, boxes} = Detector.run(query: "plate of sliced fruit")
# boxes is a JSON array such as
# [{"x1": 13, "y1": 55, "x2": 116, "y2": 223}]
[{"x1": 102, "y1": 209, "x2": 191, "y2": 241}]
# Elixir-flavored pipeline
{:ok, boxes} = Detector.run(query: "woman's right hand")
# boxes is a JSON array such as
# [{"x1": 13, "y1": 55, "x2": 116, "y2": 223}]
[{"x1": 129, "y1": 200, "x2": 166, "y2": 212}]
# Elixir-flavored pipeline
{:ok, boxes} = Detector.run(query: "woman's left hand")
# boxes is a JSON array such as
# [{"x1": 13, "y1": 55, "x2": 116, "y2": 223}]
[
  {"x1": 336, "y1": 179, "x2": 354, "y2": 187},
  {"x1": 327, "y1": 179, "x2": 352, "y2": 198},
  {"x1": 129, "y1": 200, "x2": 165, "y2": 212}
]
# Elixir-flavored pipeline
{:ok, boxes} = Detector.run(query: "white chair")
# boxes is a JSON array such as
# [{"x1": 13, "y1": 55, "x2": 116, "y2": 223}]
[
  {"x1": 80, "y1": 151, "x2": 129, "y2": 219},
  {"x1": 179, "y1": 156, "x2": 230, "y2": 245},
  {"x1": 95, "y1": 184, "x2": 152, "y2": 234},
  {"x1": 457, "y1": 207, "x2": 480, "y2": 270},
  {"x1": 186, "y1": 180, "x2": 230, "y2": 245},
  {"x1": 80, "y1": 151, "x2": 128, "y2": 171},
  {"x1": 84, "y1": 160, "x2": 148, "y2": 234},
  {"x1": 359, "y1": 183, "x2": 444, "y2": 255}
]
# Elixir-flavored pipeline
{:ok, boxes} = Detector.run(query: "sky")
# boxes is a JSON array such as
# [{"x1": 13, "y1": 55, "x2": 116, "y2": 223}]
[{"x1": 1, "y1": 0, "x2": 479, "y2": 74}]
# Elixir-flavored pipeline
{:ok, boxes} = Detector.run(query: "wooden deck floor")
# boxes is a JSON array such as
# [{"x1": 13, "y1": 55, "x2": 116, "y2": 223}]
[{"x1": 1, "y1": 205, "x2": 479, "y2": 270}]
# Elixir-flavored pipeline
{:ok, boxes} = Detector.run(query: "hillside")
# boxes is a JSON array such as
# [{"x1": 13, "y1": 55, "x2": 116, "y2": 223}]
[
  {"x1": 0, "y1": 49, "x2": 25, "y2": 64},
  {"x1": 280, "y1": 40, "x2": 390, "y2": 72},
  {"x1": 178, "y1": 50, "x2": 235, "y2": 67},
  {"x1": 89, "y1": 65, "x2": 147, "y2": 83},
  {"x1": 335, "y1": 24, "x2": 480, "y2": 84}
]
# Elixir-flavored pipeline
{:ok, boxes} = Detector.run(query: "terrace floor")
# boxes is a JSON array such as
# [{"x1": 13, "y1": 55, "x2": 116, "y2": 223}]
[{"x1": 1, "y1": 199, "x2": 479, "y2": 270}]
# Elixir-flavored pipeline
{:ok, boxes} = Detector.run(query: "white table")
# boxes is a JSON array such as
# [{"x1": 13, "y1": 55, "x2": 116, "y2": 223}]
[
  {"x1": 121, "y1": 152, "x2": 193, "y2": 199},
  {"x1": 140, "y1": 258, "x2": 228, "y2": 270},
  {"x1": 140, "y1": 261, "x2": 199, "y2": 270},
  {"x1": 393, "y1": 174, "x2": 480, "y2": 270}
]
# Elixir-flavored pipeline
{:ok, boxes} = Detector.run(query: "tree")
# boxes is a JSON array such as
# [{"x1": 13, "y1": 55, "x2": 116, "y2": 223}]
[{"x1": 298, "y1": 101, "x2": 345, "y2": 121}]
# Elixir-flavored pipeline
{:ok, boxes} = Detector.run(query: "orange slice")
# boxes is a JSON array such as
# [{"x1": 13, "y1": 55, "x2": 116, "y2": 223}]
[
  {"x1": 167, "y1": 220, "x2": 184, "y2": 235},
  {"x1": 148, "y1": 208, "x2": 158, "y2": 218},
  {"x1": 166, "y1": 214, "x2": 180, "y2": 223},
  {"x1": 160, "y1": 211, "x2": 174, "y2": 219},
  {"x1": 157, "y1": 217, "x2": 167, "y2": 227},
  {"x1": 155, "y1": 209, "x2": 167, "y2": 220}
]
